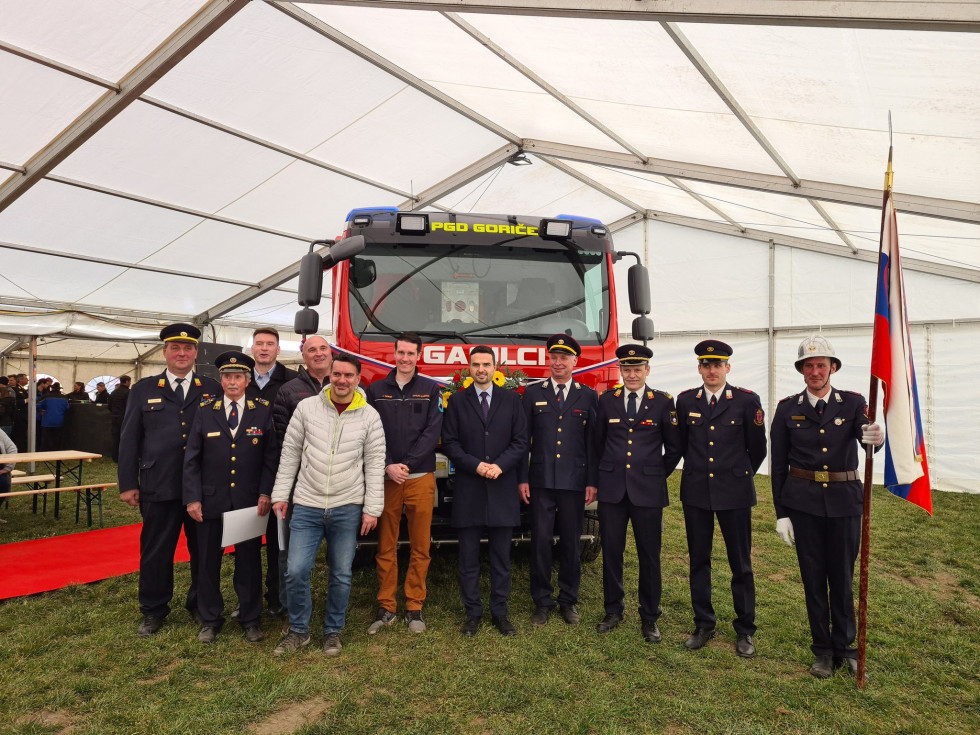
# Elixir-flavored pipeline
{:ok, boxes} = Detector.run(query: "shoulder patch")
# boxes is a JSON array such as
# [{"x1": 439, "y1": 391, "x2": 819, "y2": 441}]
[
  {"x1": 778, "y1": 394, "x2": 796, "y2": 403},
  {"x1": 840, "y1": 389, "x2": 864, "y2": 398},
  {"x1": 679, "y1": 387, "x2": 699, "y2": 395},
  {"x1": 735, "y1": 385, "x2": 757, "y2": 395},
  {"x1": 651, "y1": 388, "x2": 672, "y2": 400}
]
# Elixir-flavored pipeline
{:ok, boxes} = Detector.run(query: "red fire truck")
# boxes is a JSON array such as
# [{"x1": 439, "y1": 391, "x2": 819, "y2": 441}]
[{"x1": 294, "y1": 208, "x2": 653, "y2": 553}]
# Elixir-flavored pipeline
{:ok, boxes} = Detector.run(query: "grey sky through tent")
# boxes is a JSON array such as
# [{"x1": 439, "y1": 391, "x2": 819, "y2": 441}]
[{"x1": 0, "y1": 1, "x2": 977, "y2": 491}]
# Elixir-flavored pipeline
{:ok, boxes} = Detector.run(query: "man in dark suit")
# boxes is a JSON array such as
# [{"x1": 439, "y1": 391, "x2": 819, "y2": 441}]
[
  {"x1": 593, "y1": 344, "x2": 682, "y2": 643},
  {"x1": 442, "y1": 345, "x2": 529, "y2": 637},
  {"x1": 245, "y1": 327, "x2": 297, "y2": 617},
  {"x1": 518, "y1": 334, "x2": 597, "y2": 627},
  {"x1": 183, "y1": 351, "x2": 279, "y2": 644},
  {"x1": 118, "y1": 323, "x2": 220, "y2": 637},
  {"x1": 770, "y1": 335, "x2": 883, "y2": 678},
  {"x1": 676, "y1": 340, "x2": 767, "y2": 658}
]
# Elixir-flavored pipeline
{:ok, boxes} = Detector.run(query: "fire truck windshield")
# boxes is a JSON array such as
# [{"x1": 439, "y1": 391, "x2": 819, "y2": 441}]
[{"x1": 347, "y1": 242, "x2": 610, "y2": 344}]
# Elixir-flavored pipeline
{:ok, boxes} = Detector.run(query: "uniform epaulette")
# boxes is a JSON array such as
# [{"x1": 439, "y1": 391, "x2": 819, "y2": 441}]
[
  {"x1": 778, "y1": 394, "x2": 796, "y2": 403},
  {"x1": 839, "y1": 389, "x2": 864, "y2": 398},
  {"x1": 678, "y1": 387, "x2": 699, "y2": 395},
  {"x1": 652, "y1": 388, "x2": 672, "y2": 400},
  {"x1": 200, "y1": 396, "x2": 216, "y2": 407},
  {"x1": 733, "y1": 385, "x2": 757, "y2": 395}
]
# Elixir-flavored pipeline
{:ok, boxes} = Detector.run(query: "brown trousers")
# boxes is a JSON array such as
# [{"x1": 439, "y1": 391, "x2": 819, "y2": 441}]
[{"x1": 375, "y1": 474, "x2": 435, "y2": 612}]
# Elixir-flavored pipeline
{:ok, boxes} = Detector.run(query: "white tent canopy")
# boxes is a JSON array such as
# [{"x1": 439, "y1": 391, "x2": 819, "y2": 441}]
[{"x1": 1, "y1": 1, "x2": 977, "y2": 491}]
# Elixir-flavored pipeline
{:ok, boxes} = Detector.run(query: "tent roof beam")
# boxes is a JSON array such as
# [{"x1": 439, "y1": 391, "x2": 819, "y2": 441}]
[
  {"x1": 0, "y1": 0, "x2": 249, "y2": 214},
  {"x1": 607, "y1": 212, "x2": 980, "y2": 283},
  {"x1": 291, "y1": 1, "x2": 980, "y2": 32},
  {"x1": 527, "y1": 140, "x2": 980, "y2": 225}
]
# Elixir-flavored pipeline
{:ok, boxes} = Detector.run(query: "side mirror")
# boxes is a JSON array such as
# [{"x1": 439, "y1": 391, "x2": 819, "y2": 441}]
[
  {"x1": 627, "y1": 263, "x2": 651, "y2": 315},
  {"x1": 294, "y1": 307, "x2": 319, "y2": 336},
  {"x1": 297, "y1": 252, "x2": 324, "y2": 306},
  {"x1": 324, "y1": 235, "x2": 366, "y2": 268},
  {"x1": 631, "y1": 316, "x2": 654, "y2": 342},
  {"x1": 350, "y1": 259, "x2": 376, "y2": 289}
]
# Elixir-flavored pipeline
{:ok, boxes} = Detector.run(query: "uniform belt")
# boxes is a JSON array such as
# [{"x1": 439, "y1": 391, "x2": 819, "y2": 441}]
[{"x1": 789, "y1": 467, "x2": 859, "y2": 483}]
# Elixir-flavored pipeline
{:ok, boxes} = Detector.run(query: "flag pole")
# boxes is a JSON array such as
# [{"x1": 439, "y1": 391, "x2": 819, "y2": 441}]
[{"x1": 857, "y1": 141, "x2": 893, "y2": 690}]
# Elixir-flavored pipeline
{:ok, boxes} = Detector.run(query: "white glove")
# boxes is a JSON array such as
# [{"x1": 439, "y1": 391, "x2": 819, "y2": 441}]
[
  {"x1": 776, "y1": 517, "x2": 795, "y2": 547},
  {"x1": 862, "y1": 422, "x2": 885, "y2": 447}
]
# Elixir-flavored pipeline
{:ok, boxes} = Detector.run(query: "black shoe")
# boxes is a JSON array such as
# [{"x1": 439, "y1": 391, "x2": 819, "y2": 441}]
[
  {"x1": 244, "y1": 625, "x2": 265, "y2": 643},
  {"x1": 137, "y1": 615, "x2": 164, "y2": 638},
  {"x1": 267, "y1": 603, "x2": 286, "y2": 619},
  {"x1": 230, "y1": 605, "x2": 240, "y2": 621},
  {"x1": 461, "y1": 616, "x2": 481, "y2": 637},
  {"x1": 197, "y1": 625, "x2": 219, "y2": 644},
  {"x1": 559, "y1": 605, "x2": 580, "y2": 626},
  {"x1": 492, "y1": 615, "x2": 517, "y2": 636},
  {"x1": 530, "y1": 606, "x2": 551, "y2": 626},
  {"x1": 810, "y1": 655, "x2": 834, "y2": 679},
  {"x1": 641, "y1": 619, "x2": 662, "y2": 643},
  {"x1": 736, "y1": 634, "x2": 756, "y2": 658},
  {"x1": 834, "y1": 656, "x2": 858, "y2": 676},
  {"x1": 596, "y1": 613, "x2": 622, "y2": 634},
  {"x1": 684, "y1": 627, "x2": 716, "y2": 650}
]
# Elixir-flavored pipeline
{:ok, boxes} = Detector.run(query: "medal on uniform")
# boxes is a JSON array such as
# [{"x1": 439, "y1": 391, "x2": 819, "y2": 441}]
[{"x1": 835, "y1": 418, "x2": 843, "y2": 425}]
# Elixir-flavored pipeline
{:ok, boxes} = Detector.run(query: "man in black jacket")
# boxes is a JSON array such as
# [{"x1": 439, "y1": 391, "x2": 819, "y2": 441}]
[
  {"x1": 676, "y1": 340, "x2": 767, "y2": 658},
  {"x1": 442, "y1": 346, "x2": 529, "y2": 637},
  {"x1": 184, "y1": 351, "x2": 278, "y2": 644},
  {"x1": 770, "y1": 335, "x2": 884, "y2": 678},
  {"x1": 268, "y1": 335, "x2": 333, "y2": 616},
  {"x1": 593, "y1": 344, "x2": 682, "y2": 643},
  {"x1": 118, "y1": 323, "x2": 220, "y2": 637},
  {"x1": 518, "y1": 335, "x2": 597, "y2": 628},
  {"x1": 245, "y1": 327, "x2": 297, "y2": 615},
  {"x1": 365, "y1": 332, "x2": 442, "y2": 634},
  {"x1": 108, "y1": 375, "x2": 131, "y2": 462}
]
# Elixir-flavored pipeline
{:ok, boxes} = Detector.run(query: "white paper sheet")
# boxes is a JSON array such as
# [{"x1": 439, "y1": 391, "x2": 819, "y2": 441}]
[
  {"x1": 220, "y1": 506, "x2": 268, "y2": 547},
  {"x1": 277, "y1": 513, "x2": 288, "y2": 551}
]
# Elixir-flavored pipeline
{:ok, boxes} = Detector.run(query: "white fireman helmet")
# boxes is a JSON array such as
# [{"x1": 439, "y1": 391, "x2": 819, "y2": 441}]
[{"x1": 795, "y1": 335, "x2": 841, "y2": 373}]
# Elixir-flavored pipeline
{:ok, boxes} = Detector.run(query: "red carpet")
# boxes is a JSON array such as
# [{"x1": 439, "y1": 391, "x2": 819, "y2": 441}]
[{"x1": 0, "y1": 523, "x2": 192, "y2": 600}]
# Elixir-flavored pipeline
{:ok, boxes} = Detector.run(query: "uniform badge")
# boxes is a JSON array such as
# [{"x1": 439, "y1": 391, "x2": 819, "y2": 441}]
[
  {"x1": 206, "y1": 432, "x2": 220, "y2": 438},
  {"x1": 863, "y1": 404, "x2": 870, "y2": 420},
  {"x1": 689, "y1": 412, "x2": 701, "y2": 418},
  {"x1": 754, "y1": 408, "x2": 765, "y2": 426},
  {"x1": 614, "y1": 389, "x2": 622, "y2": 398},
  {"x1": 252, "y1": 438, "x2": 259, "y2": 445},
  {"x1": 835, "y1": 418, "x2": 844, "y2": 426},
  {"x1": 725, "y1": 389, "x2": 732, "y2": 400},
  {"x1": 194, "y1": 378, "x2": 202, "y2": 387},
  {"x1": 670, "y1": 411, "x2": 678, "y2": 426},
  {"x1": 158, "y1": 378, "x2": 166, "y2": 388},
  {"x1": 835, "y1": 392, "x2": 842, "y2": 403},
  {"x1": 246, "y1": 400, "x2": 256, "y2": 410},
  {"x1": 646, "y1": 391, "x2": 654, "y2": 400},
  {"x1": 696, "y1": 389, "x2": 703, "y2": 399},
  {"x1": 147, "y1": 398, "x2": 162, "y2": 404}
]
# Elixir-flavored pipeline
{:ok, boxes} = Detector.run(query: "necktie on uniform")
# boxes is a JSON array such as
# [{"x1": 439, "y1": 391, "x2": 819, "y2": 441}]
[
  {"x1": 627, "y1": 391, "x2": 637, "y2": 420},
  {"x1": 228, "y1": 401, "x2": 239, "y2": 429},
  {"x1": 709, "y1": 394, "x2": 717, "y2": 408},
  {"x1": 480, "y1": 391, "x2": 489, "y2": 421},
  {"x1": 816, "y1": 398, "x2": 826, "y2": 416},
  {"x1": 556, "y1": 383, "x2": 565, "y2": 404},
  {"x1": 174, "y1": 377, "x2": 184, "y2": 404}
]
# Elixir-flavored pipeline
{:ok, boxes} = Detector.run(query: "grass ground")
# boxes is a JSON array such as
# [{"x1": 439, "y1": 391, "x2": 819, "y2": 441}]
[{"x1": 1, "y1": 459, "x2": 978, "y2": 734}]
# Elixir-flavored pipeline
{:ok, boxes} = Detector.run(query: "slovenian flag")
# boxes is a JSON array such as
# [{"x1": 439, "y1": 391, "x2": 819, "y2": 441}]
[{"x1": 870, "y1": 179, "x2": 932, "y2": 514}]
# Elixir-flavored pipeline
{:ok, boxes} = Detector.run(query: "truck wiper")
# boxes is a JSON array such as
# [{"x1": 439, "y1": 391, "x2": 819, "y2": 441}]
[{"x1": 357, "y1": 329, "x2": 470, "y2": 344}]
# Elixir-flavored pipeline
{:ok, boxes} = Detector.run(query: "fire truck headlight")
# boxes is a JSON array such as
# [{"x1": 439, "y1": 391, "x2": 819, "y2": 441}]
[
  {"x1": 540, "y1": 219, "x2": 573, "y2": 240},
  {"x1": 397, "y1": 213, "x2": 428, "y2": 234}
]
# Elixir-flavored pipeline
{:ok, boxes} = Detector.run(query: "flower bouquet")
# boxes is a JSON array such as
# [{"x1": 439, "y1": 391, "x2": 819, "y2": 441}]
[{"x1": 441, "y1": 364, "x2": 529, "y2": 407}]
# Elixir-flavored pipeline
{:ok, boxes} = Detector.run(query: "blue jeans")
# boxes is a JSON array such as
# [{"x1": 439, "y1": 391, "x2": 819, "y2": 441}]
[{"x1": 285, "y1": 503, "x2": 361, "y2": 635}]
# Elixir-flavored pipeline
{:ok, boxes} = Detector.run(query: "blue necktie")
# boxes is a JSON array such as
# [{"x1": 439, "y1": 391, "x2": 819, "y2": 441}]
[
  {"x1": 174, "y1": 377, "x2": 184, "y2": 404},
  {"x1": 816, "y1": 399, "x2": 826, "y2": 416},
  {"x1": 228, "y1": 401, "x2": 239, "y2": 429},
  {"x1": 627, "y1": 392, "x2": 637, "y2": 421},
  {"x1": 557, "y1": 383, "x2": 565, "y2": 404},
  {"x1": 480, "y1": 391, "x2": 489, "y2": 421}
]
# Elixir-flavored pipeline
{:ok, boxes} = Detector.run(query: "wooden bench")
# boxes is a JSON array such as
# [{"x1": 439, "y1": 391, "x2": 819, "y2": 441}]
[
  {"x1": 0, "y1": 482, "x2": 116, "y2": 527},
  {"x1": 6, "y1": 473, "x2": 57, "y2": 514}
]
